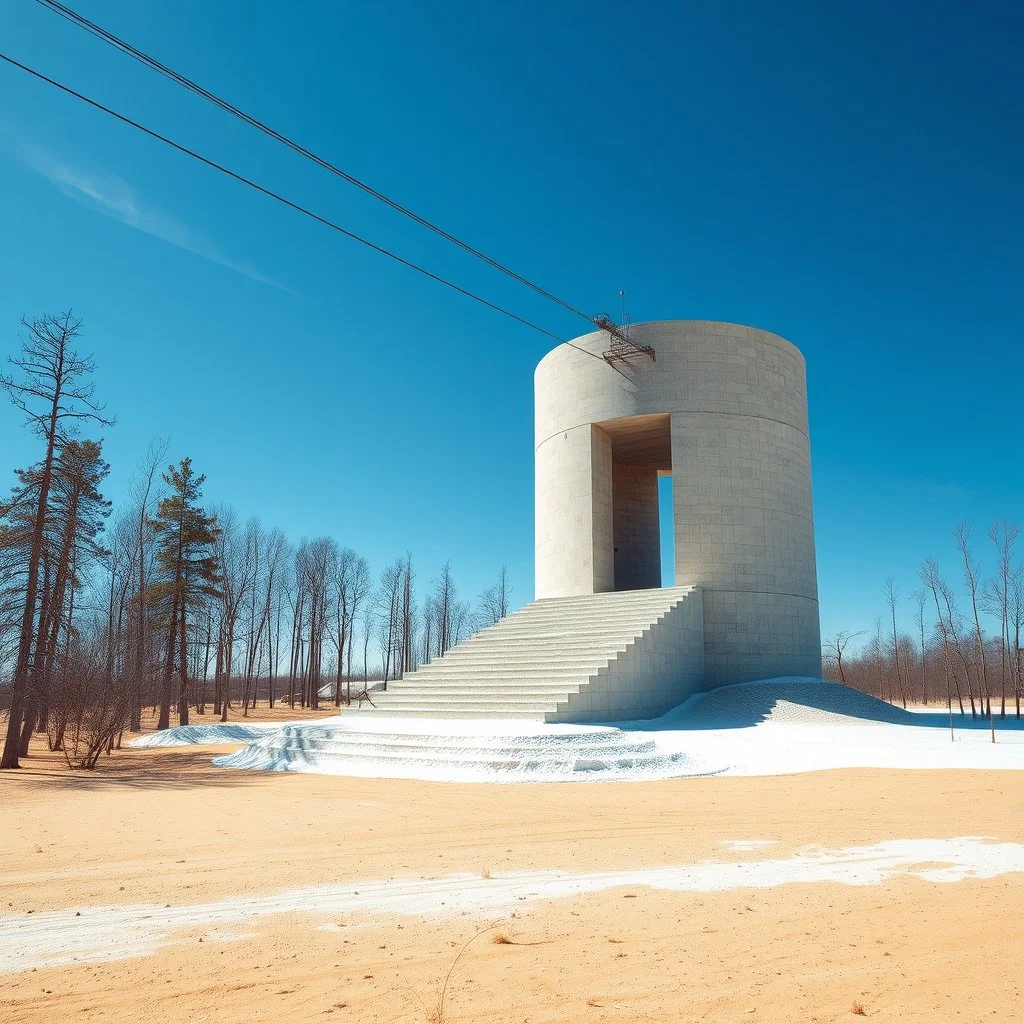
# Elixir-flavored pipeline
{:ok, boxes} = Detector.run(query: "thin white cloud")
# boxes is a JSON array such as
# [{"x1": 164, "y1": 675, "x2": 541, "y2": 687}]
[{"x1": 15, "y1": 137, "x2": 289, "y2": 291}]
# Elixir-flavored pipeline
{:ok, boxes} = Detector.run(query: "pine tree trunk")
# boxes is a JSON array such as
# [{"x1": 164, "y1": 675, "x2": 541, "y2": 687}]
[
  {"x1": 159, "y1": 595, "x2": 178, "y2": 730},
  {"x1": 178, "y1": 601, "x2": 189, "y2": 726},
  {"x1": 2, "y1": 387, "x2": 61, "y2": 769}
]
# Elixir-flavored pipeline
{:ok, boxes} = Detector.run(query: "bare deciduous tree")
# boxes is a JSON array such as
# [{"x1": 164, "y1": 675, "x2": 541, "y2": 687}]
[
  {"x1": 955, "y1": 523, "x2": 990, "y2": 716},
  {"x1": 479, "y1": 565, "x2": 512, "y2": 626},
  {"x1": 822, "y1": 630, "x2": 865, "y2": 686},
  {"x1": 985, "y1": 520, "x2": 1019, "y2": 717},
  {"x1": 884, "y1": 578, "x2": 907, "y2": 708}
]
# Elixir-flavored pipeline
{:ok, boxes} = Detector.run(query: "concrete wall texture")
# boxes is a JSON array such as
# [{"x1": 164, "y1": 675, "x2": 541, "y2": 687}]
[{"x1": 535, "y1": 320, "x2": 822, "y2": 687}]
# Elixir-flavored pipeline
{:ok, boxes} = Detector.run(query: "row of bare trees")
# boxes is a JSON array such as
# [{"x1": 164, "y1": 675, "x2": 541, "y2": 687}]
[
  {"x1": 824, "y1": 521, "x2": 1023, "y2": 718},
  {"x1": 373, "y1": 556, "x2": 512, "y2": 688},
  {"x1": 0, "y1": 312, "x2": 514, "y2": 768}
]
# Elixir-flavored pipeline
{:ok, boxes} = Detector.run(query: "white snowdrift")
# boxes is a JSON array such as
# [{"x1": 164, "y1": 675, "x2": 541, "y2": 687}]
[
  {"x1": 633, "y1": 678, "x2": 1024, "y2": 776},
  {"x1": 212, "y1": 722, "x2": 724, "y2": 782},
  {"x1": 670, "y1": 676, "x2": 918, "y2": 725},
  {"x1": 131, "y1": 717, "x2": 344, "y2": 747},
  {"x1": 132, "y1": 678, "x2": 1024, "y2": 781},
  {"x1": 2, "y1": 836, "x2": 1022, "y2": 972}
]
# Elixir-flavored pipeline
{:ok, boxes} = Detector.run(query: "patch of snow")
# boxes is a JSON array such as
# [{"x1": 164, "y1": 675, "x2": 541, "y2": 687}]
[
  {"x1": 130, "y1": 717, "x2": 345, "y2": 747},
  {"x1": 133, "y1": 680, "x2": 1024, "y2": 780},
  {"x1": 212, "y1": 724, "x2": 724, "y2": 783},
  {"x1": 612, "y1": 677, "x2": 1024, "y2": 777},
  {"x1": 2, "y1": 837, "x2": 1021, "y2": 973},
  {"x1": 636, "y1": 717, "x2": 1024, "y2": 778},
  {"x1": 652, "y1": 677, "x2": 918, "y2": 726},
  {"x1": 719, "y1": 839, "x2": 778, "y2": 851}
]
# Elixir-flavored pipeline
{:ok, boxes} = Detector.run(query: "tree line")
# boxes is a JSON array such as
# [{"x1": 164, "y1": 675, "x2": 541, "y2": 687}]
[
  {"x1": 823, "y1": 521, "x2": 1022, "y2": 718},
  {"x1": 0, "y1": 313, "x2": 513, "y2": 768}
]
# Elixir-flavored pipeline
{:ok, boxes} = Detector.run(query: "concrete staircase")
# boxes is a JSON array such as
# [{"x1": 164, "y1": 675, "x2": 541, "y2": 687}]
[{"x1": 351, "y1": 586, "x2": 705, "y2": 723}]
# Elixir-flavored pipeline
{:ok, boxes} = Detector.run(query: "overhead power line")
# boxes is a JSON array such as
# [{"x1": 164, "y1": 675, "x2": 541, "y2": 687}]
[
  {"x1": 0, "y1": 51, "x2": 569, "y2": 342},
  {"x1": 33, "y1": 0, "x2": 599, "y2": 331}
]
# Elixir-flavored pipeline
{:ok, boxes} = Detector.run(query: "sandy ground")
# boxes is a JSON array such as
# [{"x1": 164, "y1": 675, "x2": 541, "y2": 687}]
[{"x1": 2, "y1": 714, "x2": 1024, "y2": 1022}]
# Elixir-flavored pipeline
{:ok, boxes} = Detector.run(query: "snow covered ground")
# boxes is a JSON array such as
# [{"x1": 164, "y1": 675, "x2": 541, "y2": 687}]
[
  {"x1": 133, "y1": 679, "x2": 1024, "y2": 781},
  {"x1": 210, "y1": 721, "x2": 722, "y2": 782},
  {"x1": 615, "y1": 680, "x2": 1024, "y2": 776},
  {"x1": 131, "y1": 717, "x2": 345, "y2": 747},
  {"x1": 636, "y1": 712, "x2": 1024, "y2": 776},
  {"x1": 3, "y1": 836, "x2": 1022, "y2": 972}
]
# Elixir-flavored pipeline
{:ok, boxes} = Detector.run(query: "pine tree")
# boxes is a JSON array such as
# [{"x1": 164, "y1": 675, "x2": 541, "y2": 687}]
[
  {"x1": 0, "y1": 466, "x2": 51, "y2": 680},
  {"x1": 18, "y1": 440, "x2": 111, "y2": 755},
  {"x1": 0, "y1": 313, "x2": 111, "y2": 769},
  {"x1": 146, "y1": 459, "x2": 221, "y2": 727}
]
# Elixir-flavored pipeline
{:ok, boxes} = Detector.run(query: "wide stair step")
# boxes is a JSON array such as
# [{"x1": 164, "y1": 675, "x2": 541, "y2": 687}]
[{"x1": 348, "y1": 586, "x2": 702, "y2": 723}]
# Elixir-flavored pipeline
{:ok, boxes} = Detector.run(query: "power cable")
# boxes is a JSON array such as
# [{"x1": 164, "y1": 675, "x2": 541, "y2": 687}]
[
  {"x1": 32, "y1": 0, "x2": 601, "y2": 330},
  {"x1": 0, "y1": 51, "x2": 566, "y2": 342}
]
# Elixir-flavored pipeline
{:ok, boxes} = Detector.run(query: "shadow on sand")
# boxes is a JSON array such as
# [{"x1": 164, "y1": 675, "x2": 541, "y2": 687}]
[{"x1": 0, "y1": 744, "x2": 273, "y2": 791}]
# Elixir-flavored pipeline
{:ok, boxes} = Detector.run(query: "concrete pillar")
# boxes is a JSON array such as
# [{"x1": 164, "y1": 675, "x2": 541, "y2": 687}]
[
  {"x1": 591, "y1": 426, "x2": 614, "y2": 593},
  {"x1": 534, "y1": 423, "x2": 613, "y2": 598}
]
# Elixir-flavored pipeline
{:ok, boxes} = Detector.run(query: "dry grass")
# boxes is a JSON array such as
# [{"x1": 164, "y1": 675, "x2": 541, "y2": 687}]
[
  {"x1": 851, "y1": 1001, "x2": 867, "y2": 1015},
  {"x1": 428, "y1": 925, "x2": 497, "y2": 1023},
  {"x1": 491, "y1": 933, "x2": 512, "y2": 944}
]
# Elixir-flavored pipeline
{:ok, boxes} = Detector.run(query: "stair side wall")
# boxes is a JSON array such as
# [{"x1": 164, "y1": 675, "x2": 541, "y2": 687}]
[{"x1": 547, "y1": 588, "x2": 705, "y2": 722}]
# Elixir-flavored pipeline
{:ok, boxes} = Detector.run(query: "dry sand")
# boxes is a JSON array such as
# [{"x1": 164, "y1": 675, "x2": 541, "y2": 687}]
[{"x1": 2, "y1": 710, "x2": 1023, "y2": 1022}]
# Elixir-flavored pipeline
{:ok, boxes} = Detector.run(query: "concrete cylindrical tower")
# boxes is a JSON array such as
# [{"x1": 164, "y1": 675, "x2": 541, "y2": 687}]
[{"x1": 534, "y1": 320, "x2": 821, "y2": 687}]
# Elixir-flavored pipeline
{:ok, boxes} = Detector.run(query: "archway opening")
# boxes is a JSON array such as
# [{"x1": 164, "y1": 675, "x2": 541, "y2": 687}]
[{"x1": 595, "y1": 413, "x2": 672, "y2": 592}]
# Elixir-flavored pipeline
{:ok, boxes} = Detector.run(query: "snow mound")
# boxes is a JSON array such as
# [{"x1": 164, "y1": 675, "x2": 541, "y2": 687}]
[
  {"x1": 132, "y1": 679, "x2": 1024, "y2": 781},
  {"x1": 675, "y1": 677, "x2": 918, "y2": 727},
  {"x1": 212, "y1": 722, "x2": 725, "y2": 783},
  {"x1": 132, "y1": 723, "x2": 280, "y2": 747}
]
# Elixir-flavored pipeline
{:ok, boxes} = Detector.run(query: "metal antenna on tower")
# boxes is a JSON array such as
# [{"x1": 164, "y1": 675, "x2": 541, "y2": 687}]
[{"x1": 597, "y1": 289, "x2": 655, "y2": 365}]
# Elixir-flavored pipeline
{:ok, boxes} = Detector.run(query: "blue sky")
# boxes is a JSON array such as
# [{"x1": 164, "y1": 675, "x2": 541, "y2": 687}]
[{"x1": 0, "y1": 0, "x2": 1021, "y2": 644}]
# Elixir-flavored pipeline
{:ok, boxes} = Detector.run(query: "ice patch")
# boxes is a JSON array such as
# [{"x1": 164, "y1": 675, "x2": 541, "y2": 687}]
[{"x1": 2, "y1": 837, "x2": 1020, "y2": 973}]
